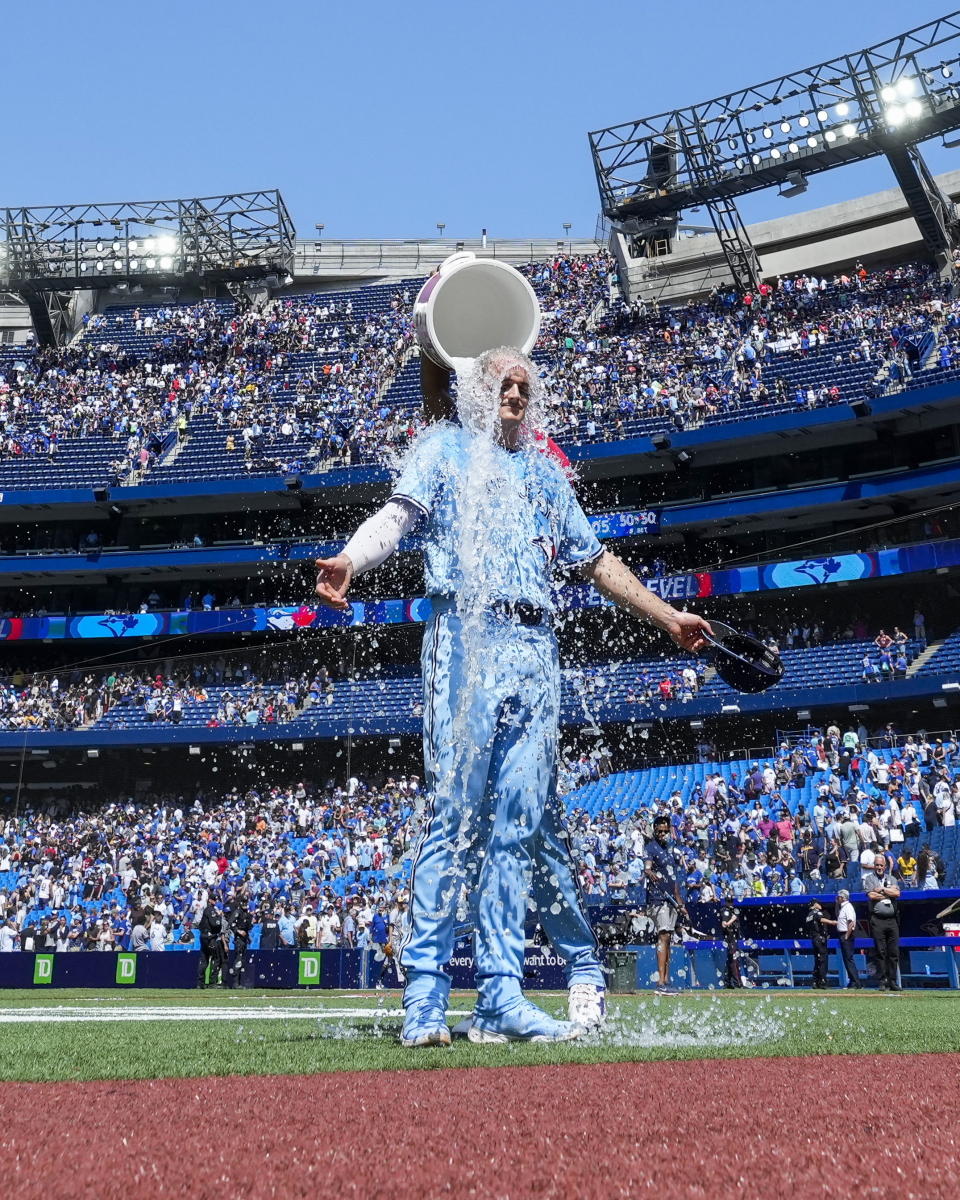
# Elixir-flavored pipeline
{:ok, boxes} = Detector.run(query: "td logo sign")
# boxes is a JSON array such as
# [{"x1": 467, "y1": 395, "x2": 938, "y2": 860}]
[
  {"x1": 33, "y1": 954, "x2": 54, "y2": 985},
  {"x1": 298, "y1": 951, "x2": 321, "y2": 986},
  {"x1": 116, "y1": 954, "x2": 137, "y2": 985}
]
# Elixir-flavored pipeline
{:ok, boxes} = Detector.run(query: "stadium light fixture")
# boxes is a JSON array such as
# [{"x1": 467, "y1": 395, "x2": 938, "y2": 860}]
[
  {"x1": 720, "y1": 704, "x2": 741, "y2": 714},
  {"x1": 779, "y1": 171, "x2": 808, "y2": 198}
]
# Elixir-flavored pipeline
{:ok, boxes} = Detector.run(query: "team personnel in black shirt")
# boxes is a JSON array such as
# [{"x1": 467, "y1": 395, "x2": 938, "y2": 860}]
[
  {"x1": 226, "y1": 893, "x2": 253, "y2": 989},
  {"x1": 805, "y1": 900, "x2": 830, "y2": 988},
  {"x1": 258, "y1": 907, "x2": 280, "y2": 952},
  {"x1": 197, "y1": 900, "x2": 226, "y2": 988},
  {"x1": 719, "y1": 903, "x2": 741, "y2": 988}
]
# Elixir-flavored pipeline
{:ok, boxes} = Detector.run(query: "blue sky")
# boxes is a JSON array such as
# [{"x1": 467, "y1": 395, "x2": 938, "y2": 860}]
[{"x1": 6, "y1": 1, "x2": 960, "y2": 240}]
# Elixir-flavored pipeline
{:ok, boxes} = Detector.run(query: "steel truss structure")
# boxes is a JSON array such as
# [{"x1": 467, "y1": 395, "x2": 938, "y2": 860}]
[
  {"x1": 0, "y1": 190, "x2": 295, "y2": 344},
  {"x1": 590, "y1": 11, "x2": 960, "y2": 288}
]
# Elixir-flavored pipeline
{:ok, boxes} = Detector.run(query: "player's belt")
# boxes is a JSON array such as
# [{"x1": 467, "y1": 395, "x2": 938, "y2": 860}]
[
  {"x1": 429, "y1": 596, "x2": 547, "y2": 626},
  {"x1": 490, "y1": 600, "x2": 546, "y2": 626}
]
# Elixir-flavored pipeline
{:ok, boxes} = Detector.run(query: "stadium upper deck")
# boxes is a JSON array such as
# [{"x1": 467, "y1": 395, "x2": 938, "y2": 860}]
[{"x1": 0, "y1": 252, "x2": 956, "y2": 507}]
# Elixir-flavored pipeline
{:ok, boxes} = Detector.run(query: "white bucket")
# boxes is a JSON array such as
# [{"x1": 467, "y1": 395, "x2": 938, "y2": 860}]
[{"x1": 413, "y1": 251, "x2": 541, "y2": 372}]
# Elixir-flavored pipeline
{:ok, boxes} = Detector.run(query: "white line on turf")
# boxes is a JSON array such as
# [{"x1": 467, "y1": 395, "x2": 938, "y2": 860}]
[{"x1": 0, "y1": 1006, "x2": 472, "y2": 1024}]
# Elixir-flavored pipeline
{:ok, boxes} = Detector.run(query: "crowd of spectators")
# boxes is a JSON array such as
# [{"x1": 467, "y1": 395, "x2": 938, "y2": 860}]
[
  {"x1": 0, "y1": 660, "x2": 338, "y2": 732},
  {"x1": 3, "y1": 255, "x2": 957, "y2": 487},
  {"x1": 0, "y1": 774, "x2": 418, "y2": 956},
  {"x1": 566, "y1": 723, "x2": 959, "y2": 903},
  {"x1": 0, "y1": 717, "x2": 958, "y2": 956},
  {"x1": 537, "y1": 260, "x2": 952, "y2": 443}
]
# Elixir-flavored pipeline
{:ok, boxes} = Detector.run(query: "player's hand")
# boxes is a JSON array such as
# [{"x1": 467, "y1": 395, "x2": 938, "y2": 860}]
[
  {"x1": 315, "y1": 554, "x2": 354, "y2": 611},
  {"x1": 665, "y1": 611, "x2": 713, "y2": 653}
]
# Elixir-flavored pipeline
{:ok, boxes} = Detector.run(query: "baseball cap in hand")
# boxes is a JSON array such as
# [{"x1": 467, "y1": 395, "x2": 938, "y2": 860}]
[{"x1": 703, "y1": 620, "x2": 784, "y2": 693}]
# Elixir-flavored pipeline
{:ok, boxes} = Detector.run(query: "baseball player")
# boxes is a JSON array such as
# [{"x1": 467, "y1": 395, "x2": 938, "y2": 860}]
[
  {"x1": 420, "y1": 354, "x2": 611, "y2": 1037},
  {"x1": 316, "y1": 348, "x2": 711, "y2": 1046}
]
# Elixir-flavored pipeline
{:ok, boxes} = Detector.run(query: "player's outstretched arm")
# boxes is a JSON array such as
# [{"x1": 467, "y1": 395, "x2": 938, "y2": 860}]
[
  {"x1": 315, "y1": 498, "x2": 421, "y2": 611},
  {"x1": 580, "y1": 549, "x2": 712, "y2": 653}
]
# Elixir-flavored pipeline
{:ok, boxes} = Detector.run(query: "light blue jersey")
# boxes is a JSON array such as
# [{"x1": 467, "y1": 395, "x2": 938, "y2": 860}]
[
  {"x1": 391, "y1": 423, "x2": 602, "y2": 608},
  {"x1": 394, "y1": 422, "x2": 605, "y2": 1018}
]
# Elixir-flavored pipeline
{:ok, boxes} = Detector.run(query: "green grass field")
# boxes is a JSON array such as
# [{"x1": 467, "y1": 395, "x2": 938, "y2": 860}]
[{"x1": 2, "y1": 988, "x2": 958, "y2": 1082}]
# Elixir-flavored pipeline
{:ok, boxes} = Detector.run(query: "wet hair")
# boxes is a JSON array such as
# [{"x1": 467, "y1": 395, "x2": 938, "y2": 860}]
[{"x1": 455, "y1": 347, "x2": 549, "y2": 444}]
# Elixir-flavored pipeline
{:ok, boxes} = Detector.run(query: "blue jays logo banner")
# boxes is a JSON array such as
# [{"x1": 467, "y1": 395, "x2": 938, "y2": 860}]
[{"x1": 0, "y1": 538, "x2": 957, "y2": 641}]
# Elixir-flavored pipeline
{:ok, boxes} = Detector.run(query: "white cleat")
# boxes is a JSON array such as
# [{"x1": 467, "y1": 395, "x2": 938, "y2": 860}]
[
  {"x1": 467, "y1": 999, "x2": 583, "y2": 1043},
  {"x1": 568, "y1": 983, "x2": 607, "y2": 1031}
]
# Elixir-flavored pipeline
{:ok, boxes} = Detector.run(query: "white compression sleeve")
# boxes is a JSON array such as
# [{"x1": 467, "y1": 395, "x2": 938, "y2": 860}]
[{"x1": 341, "y1": 498, "x2": 419, "y2": 576}]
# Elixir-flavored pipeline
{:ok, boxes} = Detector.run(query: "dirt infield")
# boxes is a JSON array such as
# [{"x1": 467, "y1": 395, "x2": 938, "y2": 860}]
[{"x1": 3, "y1": 1053, "x2": 958, "y2": 1199}]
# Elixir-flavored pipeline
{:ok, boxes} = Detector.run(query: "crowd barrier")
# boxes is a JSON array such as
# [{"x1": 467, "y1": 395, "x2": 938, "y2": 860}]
[
  {"x1": 623, "y1": 936, "x2": 960, "y2": 991},
  {"x1": 2, "y1": 937, "x2": 954, "y2": 990}
]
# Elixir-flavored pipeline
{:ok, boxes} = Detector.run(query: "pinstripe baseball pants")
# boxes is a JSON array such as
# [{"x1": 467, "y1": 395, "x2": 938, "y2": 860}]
[{"x1": 399, "y1": 606, "x2": 602, "y2": 1016}]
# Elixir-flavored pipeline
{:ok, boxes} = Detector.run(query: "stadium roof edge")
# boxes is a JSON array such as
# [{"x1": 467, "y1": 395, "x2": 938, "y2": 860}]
[{"x1": 614, "y1": 168, "x2": 960, "y2": 304}]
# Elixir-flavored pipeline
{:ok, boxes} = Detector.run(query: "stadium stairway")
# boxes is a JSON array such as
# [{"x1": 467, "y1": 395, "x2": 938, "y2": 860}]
[{"x1": 906, "y1": 640, "x2": 943, "y2": 676}]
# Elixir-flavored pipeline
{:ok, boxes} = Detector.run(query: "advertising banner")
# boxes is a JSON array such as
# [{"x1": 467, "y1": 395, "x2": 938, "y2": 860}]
[{"x1": 0, "y1": 537, "x2": 957, "y2": 641}]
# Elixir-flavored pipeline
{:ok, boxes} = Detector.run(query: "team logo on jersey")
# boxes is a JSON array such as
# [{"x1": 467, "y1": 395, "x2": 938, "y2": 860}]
[{"x1": 531, "y1": 533, "x2": 556, "y2": 563}]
